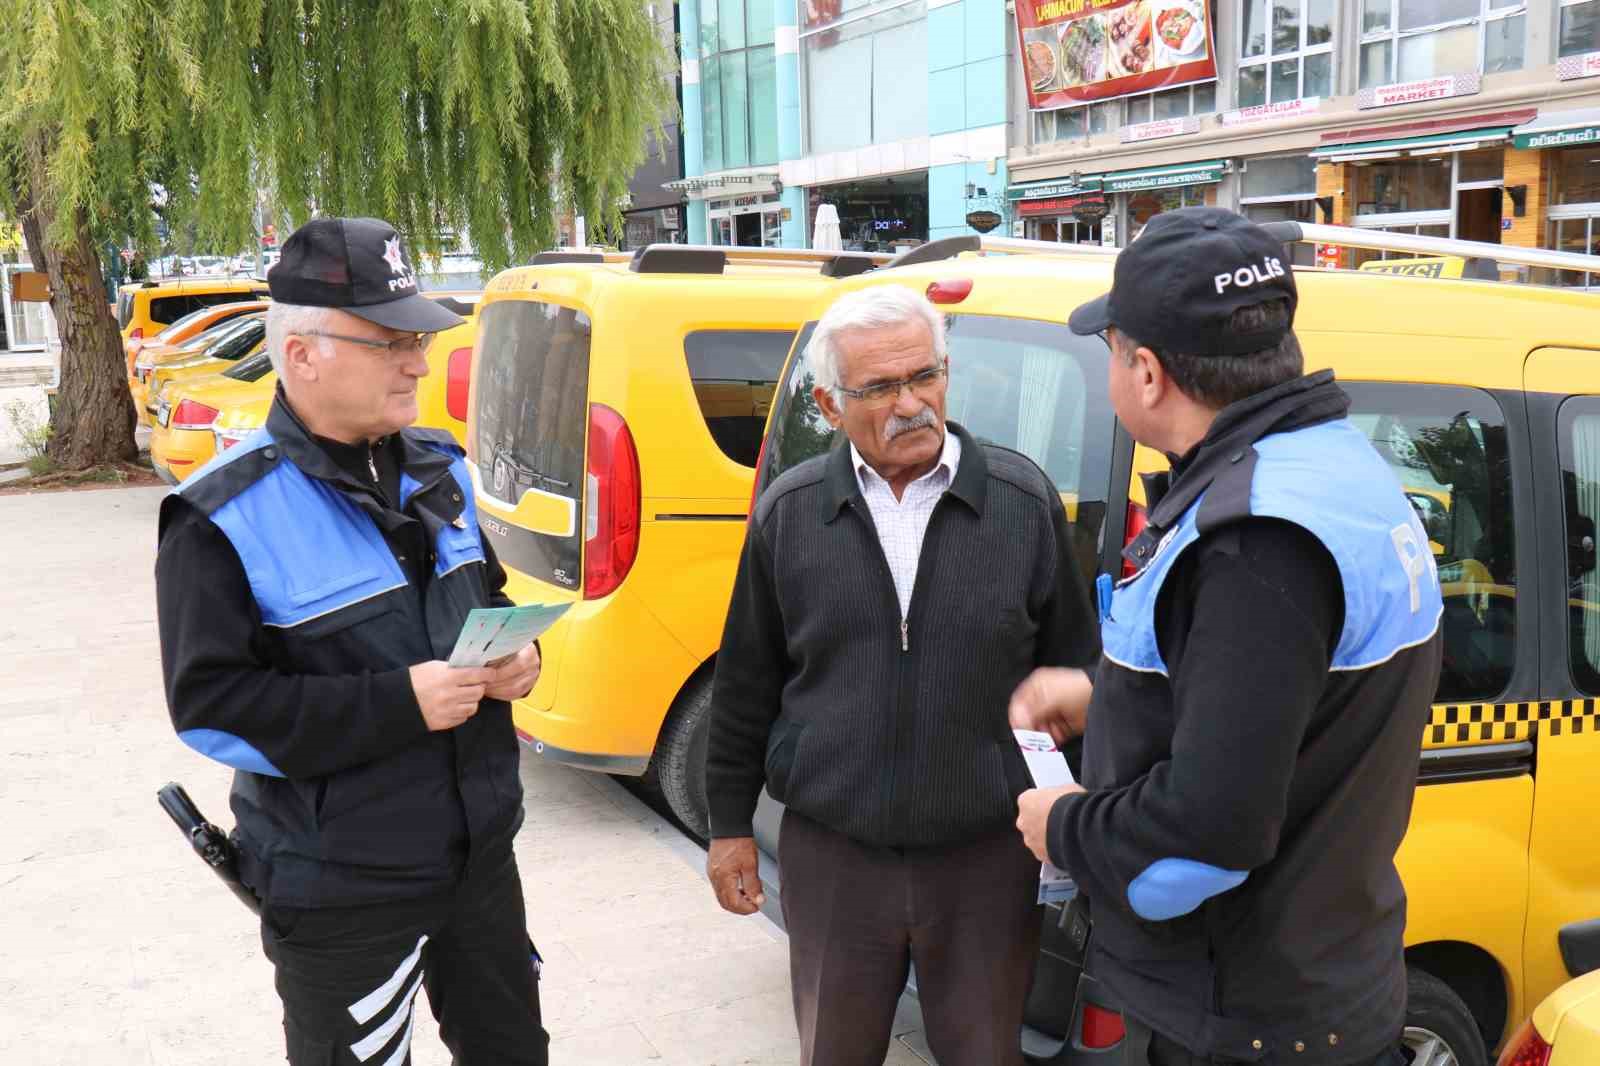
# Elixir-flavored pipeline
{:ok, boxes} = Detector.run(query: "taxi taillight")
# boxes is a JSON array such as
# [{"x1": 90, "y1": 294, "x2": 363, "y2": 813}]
[
  {"x1": 171, "y1": 400, "x2": 220, "y2": 430},
  {"x1": 583, "y1": 403, "x2": 641, "y2": 600},
  {"x1": 1496, "y1": 1019, "x2": 1552, "y2": 1066},
  {"x1": 925, "y1": 279, "x2": 973, "y2": 305},
  {"x1": 1121, "y1": 499, "x2": 1148, "y2": 579},
  {"x1": 445, "y1": 347, "x2": 472, "y2": 422}
]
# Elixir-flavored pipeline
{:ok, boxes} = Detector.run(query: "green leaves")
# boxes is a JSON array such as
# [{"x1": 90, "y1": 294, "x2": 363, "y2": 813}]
[{"x1": 2, "y1": 0, "x2": 673, "y2": 270}]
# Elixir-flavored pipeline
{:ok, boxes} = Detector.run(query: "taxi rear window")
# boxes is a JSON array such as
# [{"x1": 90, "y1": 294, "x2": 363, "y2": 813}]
[{"x1": 684, "y1": 330, "x2": 797, "y2": 467}]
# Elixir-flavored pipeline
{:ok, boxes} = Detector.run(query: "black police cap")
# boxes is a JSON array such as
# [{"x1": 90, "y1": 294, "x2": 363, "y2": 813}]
[{"x1": 267, "y1": 217, "x2": 464, "y2": 333}]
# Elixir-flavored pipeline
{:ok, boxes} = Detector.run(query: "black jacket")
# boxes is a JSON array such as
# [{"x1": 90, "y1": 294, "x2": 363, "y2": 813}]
[
  {"x1": 1048, "y1": 374, "x2": 1444, "y2": 1064},
  {"x1": 706, "y1": 423, "x2": 1100, "y2": 847},
  {"x1": 156, "y1": 394, "x2": 524, "y2": 908}
]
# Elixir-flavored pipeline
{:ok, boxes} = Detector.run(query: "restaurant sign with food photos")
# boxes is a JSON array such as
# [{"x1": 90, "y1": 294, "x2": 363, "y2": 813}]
[{"x1": 1018, "y1": 0, "x2": 1216, "y2": 110}]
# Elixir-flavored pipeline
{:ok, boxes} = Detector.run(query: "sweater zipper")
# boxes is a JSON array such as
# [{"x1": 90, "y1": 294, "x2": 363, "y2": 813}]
[{"x1": 900, "y1": 618, "x2": 909, "y2": 652}]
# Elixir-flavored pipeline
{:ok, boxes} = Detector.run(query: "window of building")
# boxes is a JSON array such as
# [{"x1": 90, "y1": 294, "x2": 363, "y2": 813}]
[
  {"x1": 1124, "y1": 83, "x2": 1217, "y2": 126},
  {"x1": 803, "y1": 1, "x2": 928, "y2": 156},
  {"x1": 700, "y1": 0, "x2": 779, "y2": 173},
  {"x1": 1560, "y1": 0, "x2": 1600, "y2": 57},
  {"x1": 1240, "y1": 155, "x2": 1320, "y2": 264},
  {"x1": 1238, "y1": 0, "x2": 1334, "y2": 108},
  {"x1": 1027, "y1": 216, "x2": 1104, "y2": 245},
  {"x1": 1548, "y1": 148, "x2": 1600, "y2": 289},
  {"x1": 1344, "y1": 382, "x2": 1517, "y2": 702},
  {"x1": 1032, "y1": 102, "x2": 1116, "y2": 145},
  {"x1": 1359, "y1": 1, "x2": 1525, "y2": 88}
]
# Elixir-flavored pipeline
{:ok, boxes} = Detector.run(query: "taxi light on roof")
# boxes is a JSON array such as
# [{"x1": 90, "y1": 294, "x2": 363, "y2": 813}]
[
  {"x1": 926, "y1": 279, "x2": 973, "y2": 305},
  {"x1": 1496, "y1": 1019, "x2": 1551, "y2": 1066}
]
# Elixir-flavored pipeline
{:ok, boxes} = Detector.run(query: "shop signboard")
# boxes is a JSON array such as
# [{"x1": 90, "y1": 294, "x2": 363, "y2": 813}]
[
  {"x1": 1218, "y1": 96, "x2": 1321, "y2": 127},
  {"x1": 966, "y1": 210, "x2": 1004, "y2": 233},
  {"x1": 1357, "y1": 74, "x2": 1480, "y2": 111},
  {"x1": 1072, "y1": 197, "x2": 1110, "y2": 223},
  {"x1": 1121, "y1": 116, "x2": 1201, "y2": 143},
  {"x1": 1017, "y1": 0, "x2": 1218, "y2": 111},
  {"x1": 1514, "y1": 124, "x2": 1600, "y2": 150},
  {"x1": 1557, "y1": 51, "x2": 1600, "y2": 81},
  {"x1": 1017, "y1": 194, "x2": 1111, "y2": 220}
]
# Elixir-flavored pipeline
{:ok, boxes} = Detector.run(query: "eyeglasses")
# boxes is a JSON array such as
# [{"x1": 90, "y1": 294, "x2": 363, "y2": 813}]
[
  {"x1": 835, "y1": 366, "x2": 947, "y2": 408},
  {"x1": 296, "y1": 330, "x2": 436, "y2": 356}
]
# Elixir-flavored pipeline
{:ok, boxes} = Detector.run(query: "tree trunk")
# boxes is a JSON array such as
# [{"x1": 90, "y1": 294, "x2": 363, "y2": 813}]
[{"x1": 20, "y1": 129, "x2": 137, "y2": 471}]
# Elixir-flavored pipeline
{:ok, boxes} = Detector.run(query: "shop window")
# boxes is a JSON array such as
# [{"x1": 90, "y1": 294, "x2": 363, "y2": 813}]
[
  {"x1": 1343, "y1": 383, "x2": 1517, "y2": 702},
  {"x1": 1033, "y1": 102, "x2": 1115, "y2": 145},
  {"x1": 1239, "y1": 0, "x2": 1333, "y2": 108},
  {"x1": 1550, "y1": 217, "x2": 1600, "y2": 287},
  {"x1": 1127, "y1": 186, "x2": 1208, "y2": 236},
  {"x1": 1559, "y1": 399, "x2": 1600, "y2": 692},
  {"x1": 1561, "y1": 0, "x2": 1600, "y2": 57},
  {"x1": 1124, "y1": 83, "x2": 1215, "y2": 126},
  {"x1": 803, "y1": 1, "x2": 928, "y2": 156},
  {"x1": 1359, "y1": 1, "x2": 1525, "y2": 89},
  {"x1": 699, "y1": 0, "x2": 778, "y2": 173},
  {"x1": 1355, "y1": 158, "x2": 1453, "y2": 215},
  {"x1": 1552, "y1": 146, "x2": 1600, "y2": 207},
  {"x1": 1240, "y1": 155, "x2": 1319, "y2": 266}
]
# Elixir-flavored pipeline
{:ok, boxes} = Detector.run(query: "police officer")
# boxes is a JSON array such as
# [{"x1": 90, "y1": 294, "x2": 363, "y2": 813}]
[
  {"x1": 1011, "y1": 208, "x2": 1443, "y2": 1066},
  {"x1": 156, "y1": 217, "x2": 549, "y2": 1066}
]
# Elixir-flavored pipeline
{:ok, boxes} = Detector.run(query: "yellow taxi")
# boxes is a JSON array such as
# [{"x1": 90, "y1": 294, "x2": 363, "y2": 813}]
[
  {"x1": 139, "y1": 315, "x2": 265, "y2": 425},
  {"x1": 148, "y1": 350, "x2": 274, "y2": 483},
  {"x1": 1497, "y1": 968, "x2": 1600, "y2": 1065},
  {"x1": 154, "y1": 297, "x2": 480, "y2": 481},
  {"x1": 464, "y1": 247, "x2": 883, "y2": 835},
  {"x1": 745, "y1": 226, "x2": 1600, "y2": 1066},
  {"x1": 116, "y1": 277, "x2": 267, "y2": 346},
  {"x1": 126, "y1": 299, "x2": 268, "y2": 379}
]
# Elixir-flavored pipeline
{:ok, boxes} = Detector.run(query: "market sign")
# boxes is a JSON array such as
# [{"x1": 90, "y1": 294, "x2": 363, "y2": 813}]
[
  {"x1": 1017, "y1": 195, "x2": 1111, "y2": 219},
  {"x1": 1218, "y1": 96, "x2": 1321, "y2": 127},
  {"x1": 1017, "y1": 0, "x2": 1218, "y2": 111},
  {"x1": 1557, "y1": 51, "x2": 1600, "y2": 81},
  {"x1": 1008, "y1": 177, "x2": 1104, "y2": 200},
  {"x1": 1357, "y1": 73, "x2": 1480, "y2": 111},
  {"x1": 1514, "y1": 124, "x2": 1600, "y2": 149},
  {"x1": 1121, "y1": 115, "x2": 1201, "y2": 143},
  {"x1": 1102, "y1": 159, "x2": 1226, "y2": 193}
]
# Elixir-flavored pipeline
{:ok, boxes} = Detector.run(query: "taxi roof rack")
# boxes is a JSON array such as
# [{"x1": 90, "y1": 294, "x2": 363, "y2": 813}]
[
  {"x1": 1260, "y1": 221, "x2": 1600, "y2": 276},
  {"x1": 887, "y1": 234, "x2": 1119, "y2": 268},
  {"x1": 626, "y1": 243, "x2": 893, "y2": 276}
]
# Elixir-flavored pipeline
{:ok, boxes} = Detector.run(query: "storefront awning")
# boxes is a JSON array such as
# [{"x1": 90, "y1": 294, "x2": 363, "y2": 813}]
[
  {"x1": 1008, "y1": 177, "x2": 1103, "y2": 200},
  {"x1": 1512, "y1": 109, "x2": 1600, "y2": 150},
  {"x1": 1101, "y1": 160, "x2": 1228, "y2": 193},
  {"x1": 1309, "y1": 126, "x2": 1515, "y2": 162}
]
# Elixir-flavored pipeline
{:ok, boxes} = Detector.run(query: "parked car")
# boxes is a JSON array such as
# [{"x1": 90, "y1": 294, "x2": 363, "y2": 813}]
[
  {"x1": 465, "y1": 246, "x2": 885, "y2": 835},
  {"x1": 743, "y1": 226, "x2": 1600, "y2": 1066},
  {"x1": 1494, "y1": 963, "x2": 1600, "y2": 1065},
  {"x1": 134, "y1": 314, "x2": 265, "y2": 426},
  {"x1": 116, "y1": 277, "x2": 266, "y2": 344},
  {"x1": 125, "y1": 299, "x2": 268, "y2": 380}
]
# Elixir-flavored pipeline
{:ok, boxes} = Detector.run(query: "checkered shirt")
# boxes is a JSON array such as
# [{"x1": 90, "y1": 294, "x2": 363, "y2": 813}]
[{"x1": 849, "y1": 430, "x2": 962, "y2": 618}]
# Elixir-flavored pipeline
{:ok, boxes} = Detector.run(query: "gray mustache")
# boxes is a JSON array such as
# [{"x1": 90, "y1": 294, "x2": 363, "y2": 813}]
[{"x1": 884, "y1": 407, "x2": 937, "y2": 442}]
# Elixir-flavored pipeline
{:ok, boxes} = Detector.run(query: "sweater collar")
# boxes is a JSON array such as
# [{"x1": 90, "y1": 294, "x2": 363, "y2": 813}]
[{"x1": 826, "y1": 421, "x2": 987, "y2": 521}]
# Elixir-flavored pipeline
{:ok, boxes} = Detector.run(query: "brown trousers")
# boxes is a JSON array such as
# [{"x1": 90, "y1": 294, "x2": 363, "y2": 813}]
[{"x1": 778, "y1": 808, "x2": 1042, "y2": 1066}]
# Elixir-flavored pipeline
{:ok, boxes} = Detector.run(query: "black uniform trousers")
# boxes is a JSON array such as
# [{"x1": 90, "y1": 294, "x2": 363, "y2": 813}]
[
  {"x1": 1123, "y1": 1016, "x2": 1408, "y2": 1066},
  {"x1": 260, "y1": 849, "x2": 548, "y2": 1066}
]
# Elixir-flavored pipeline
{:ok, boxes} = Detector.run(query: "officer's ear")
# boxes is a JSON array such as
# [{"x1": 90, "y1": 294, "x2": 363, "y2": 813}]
[
  {"x1": 280, "y1": 334, "x2": 325, "y2": 384},
  {"x1": 1126, "y1": 341, "x2": 1168, "y2": 412}
]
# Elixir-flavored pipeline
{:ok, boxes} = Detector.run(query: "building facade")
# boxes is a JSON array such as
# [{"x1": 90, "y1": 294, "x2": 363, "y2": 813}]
[
  {"x1": 619, "y1": 2, "x2": 689, "y2": 248},
  {"x1": 676, "y1": 0, "x2": 1016, "y2": 250},
  {"x1": 1004, "y1": 0, "x2": 1600, "y2": 282}
]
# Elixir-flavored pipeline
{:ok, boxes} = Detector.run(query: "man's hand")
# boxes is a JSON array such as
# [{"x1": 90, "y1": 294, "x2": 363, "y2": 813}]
[
  {"x1": 707, "y1": 836, "x2": 765, "y2": 916},
  {"x1": 1016, "y1": 784, "x2": 1084, "y2": 863},
  {"x1": 484, "y1": 642, "x2": 542, "y2": 702},
  {"x1": 1010, "y1": 667, "x2": 1094, "y2": 745},
  {"x1": 410, "y1": 661, "x2": 494, "y2": 731}
]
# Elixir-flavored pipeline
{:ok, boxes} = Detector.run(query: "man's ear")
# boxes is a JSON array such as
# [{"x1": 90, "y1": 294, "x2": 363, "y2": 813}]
[
  {"x1": 1134, "y1": 345, "x2": 1166, "y2": 410},
  {"x1": 281, "y1": 335, "x2": 321, "y2": 384},
  {"x1": 813, "y1": 384, "x2": 844, "y2": 430}
]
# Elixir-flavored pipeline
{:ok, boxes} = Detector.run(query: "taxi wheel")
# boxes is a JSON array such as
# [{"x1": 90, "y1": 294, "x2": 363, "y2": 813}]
[
  {"x1": 656, "y1": 675, "x2": 712, "y2": 841},
  {"x1": 1403, "y1": 968, "x2": 1486, "y2": 1066}
]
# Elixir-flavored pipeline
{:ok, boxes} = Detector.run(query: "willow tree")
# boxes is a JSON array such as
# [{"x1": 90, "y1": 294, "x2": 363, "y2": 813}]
[{"x1": 1, "y1": 0, "x2": 671, "y2": 470}]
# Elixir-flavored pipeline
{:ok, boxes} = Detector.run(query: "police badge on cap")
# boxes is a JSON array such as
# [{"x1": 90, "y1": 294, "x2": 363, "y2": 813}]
[{"x1": 267, "y1": 217, "x2": 465, "y2": 333}]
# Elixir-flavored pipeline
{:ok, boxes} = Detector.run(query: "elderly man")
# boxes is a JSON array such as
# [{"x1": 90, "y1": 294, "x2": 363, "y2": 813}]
[
  {"x1": 155, "y1": 217, "x2": 549, "y2": 1066},
  {"x1": 704, "y1": 284, "x2": 1100, "y2": 1065}
]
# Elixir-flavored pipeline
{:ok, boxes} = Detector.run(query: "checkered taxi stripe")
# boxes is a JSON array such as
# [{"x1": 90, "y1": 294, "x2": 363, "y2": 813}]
[{"x1": 1423, "y1": 700, "x2": 1598, "y2": 749}]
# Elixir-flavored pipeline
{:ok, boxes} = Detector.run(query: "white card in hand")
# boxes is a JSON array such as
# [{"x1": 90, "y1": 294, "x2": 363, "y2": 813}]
[{"x1": 1014, "y1": 728, "x2": 1078, "y2": 904}]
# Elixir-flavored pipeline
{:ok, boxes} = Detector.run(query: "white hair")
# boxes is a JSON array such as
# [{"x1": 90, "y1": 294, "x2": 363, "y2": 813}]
[
  {"x1": 805, "y1": 285, "x2": 948, "y2": 396},
  {"x1": 264, "y1": 302, "x2": 339, "y2": 373}
]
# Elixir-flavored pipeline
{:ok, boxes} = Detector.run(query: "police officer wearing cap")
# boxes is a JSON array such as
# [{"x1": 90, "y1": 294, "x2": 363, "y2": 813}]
[
  {"x1": 1010, "y1": 208, "x2": 1443, "y2": 1066},
  {"x1": 156, "y1": 218, "x2": 550, "y2": 1066}
]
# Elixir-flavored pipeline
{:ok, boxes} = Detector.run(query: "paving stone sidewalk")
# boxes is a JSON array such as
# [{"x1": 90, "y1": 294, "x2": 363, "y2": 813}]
[{"x1": 0, "y1": 486, "x2": 930, "y2": 1065}]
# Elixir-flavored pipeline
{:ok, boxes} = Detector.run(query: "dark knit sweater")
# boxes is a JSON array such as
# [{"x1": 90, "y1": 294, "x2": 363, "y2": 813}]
[{"x1": 705, "y1": 422, "x2": 1100, "y2": 847}]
